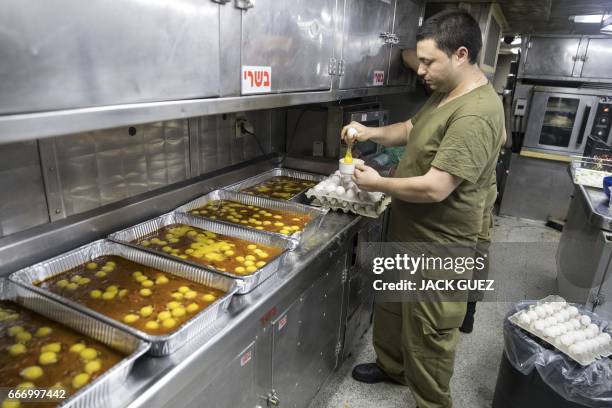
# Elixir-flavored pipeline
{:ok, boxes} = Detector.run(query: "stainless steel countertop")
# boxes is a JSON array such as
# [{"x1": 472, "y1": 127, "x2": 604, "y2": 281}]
[
  {"x1": 110, "y1": 209, "x2": 366, "y2": 408},
  {"x1": 577, "y1": 184, "x2": 612, "y2": 230}
]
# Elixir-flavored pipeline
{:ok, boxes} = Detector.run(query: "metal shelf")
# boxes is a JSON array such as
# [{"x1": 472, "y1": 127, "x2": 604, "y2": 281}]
[{"x1": 0, "y1": 86, "x2": 412, "y2": 145}]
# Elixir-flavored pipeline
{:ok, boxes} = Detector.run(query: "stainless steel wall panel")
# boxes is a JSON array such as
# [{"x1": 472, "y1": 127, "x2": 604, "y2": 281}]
[
  {"x1": 581, "y1": 38, "x2": 612, "y2": 81},
  {"x1": 0, "y1": 1, "x2": 221, "y2": 115},
  {"x1": 339, "y1": 0, "x2": 394, "y2": 89},
  {"x1": 0, "y1": 142, "x2": 48, "y2": 237},
  {"x1": 240, "y1": 0, "x2": 335, "y2": 93},
  {"x1": 54, "y1": 121, "x2": 189, "y2": 217}
]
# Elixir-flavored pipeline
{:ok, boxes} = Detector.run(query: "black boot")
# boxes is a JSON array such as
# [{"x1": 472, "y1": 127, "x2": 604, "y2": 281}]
[
  {"x1": 352, "y1": 363, "x2": 400, "y2": 384},
  {"x1": 460, "y1": 301, "x2": 477, "y2": 333}
]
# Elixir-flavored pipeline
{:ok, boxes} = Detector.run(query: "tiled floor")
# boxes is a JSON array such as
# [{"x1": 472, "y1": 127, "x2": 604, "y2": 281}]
[{"x1": 310, "y1": 216, "x2": 562, "y2": 408}]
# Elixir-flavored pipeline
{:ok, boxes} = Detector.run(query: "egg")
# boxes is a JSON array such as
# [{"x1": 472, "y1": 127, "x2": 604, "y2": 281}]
[
  {"x1": 542, "y1": 304, "x2": 555, "y2": 315},
  {"x1": 533, "y1": 320, "x2": 546, "y2": 331},
  {"x1": 330, "y1": 175, "x2": 341, "y2": 185},
  {"x1": 313, "y1": 184, "x2": 324, "y2": 192},
  {"x1": 574, "y1": 331, "x2": 586, "y2": 342},
  {"x1": 543, "y1": 327, "x2": 555, "y2": 337},
  {"x1": 597, "y1": 333, "x2": 611, "y2": 347},
  {"x1": 580, "y1": 315, "x2": 591, "y2": 326},
  {"x1": 545, "y1": 317, "x2": 557, "y2": 327},
  {"x1": 324, "y1": 184, "x2": 337, "y2": 193},
  {"x1": 566, "y1": 306, "x2": 579, "y2": 317},
  {"x1": 527, "y1": 311, "x2": 538, "y2": 321},
  {"x1": 587, "y1": 323, "x2": 600, "y2": 336},
  {"x1": 555, "y1": 324, "x2": 567, "y2": 335},
  {"x1": 519, "y1": 313, "x2": 532, "y2": 325},
  {"x1": 569, "y1": 343, "x2": 584, "y2": 355},
  {"x1": 560, "y1": 334, "x2": 574, "y2": 346},
  {"x1": 335, "y1": 186, "x2": 346, "y2": 196},
  {"x1": 534, "y1": 306, "x2": 547, "y2": 318},
  {"x1": 569, "y1": 318, "x2": 581, "y2": 330},
  {"x1": 345, "y1": 189, "x2": 357, "y2": 200}
]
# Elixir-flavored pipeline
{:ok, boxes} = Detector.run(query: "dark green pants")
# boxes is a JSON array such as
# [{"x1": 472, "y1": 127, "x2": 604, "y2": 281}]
[{"x1": 373, "y1": 300, "x2": 466, "y2": 408}]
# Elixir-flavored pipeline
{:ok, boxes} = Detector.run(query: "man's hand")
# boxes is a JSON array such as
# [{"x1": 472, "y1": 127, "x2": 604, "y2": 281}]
[
  {"x1": 341, "y1": 121, "x2": 373, "y2": 144},
  {"x1": 352, "y1": 164, "x2": 382, "y2": 192}
]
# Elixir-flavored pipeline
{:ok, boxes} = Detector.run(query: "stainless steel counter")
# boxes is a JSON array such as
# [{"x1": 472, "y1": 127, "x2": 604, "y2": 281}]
[
  {"x1": 576, "y1": 184, "x2": 612, "y2": 231},
  {"x1": 112, "y1": 211, "x2": 366, "y2": 408}
]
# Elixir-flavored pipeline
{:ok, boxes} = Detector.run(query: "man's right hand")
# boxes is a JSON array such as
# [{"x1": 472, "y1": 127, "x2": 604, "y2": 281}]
[{"x1": 341, "y1": 121, "x2": 372, "y2": 144}]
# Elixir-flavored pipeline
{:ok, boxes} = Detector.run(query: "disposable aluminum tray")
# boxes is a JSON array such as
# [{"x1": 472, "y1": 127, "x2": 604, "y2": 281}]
[
  {"x1": 10, "y1": 239, "x2": 238, "y2": 356},
  {"x1": 107, "y1": 211, "x2": 293, "y2": 294},
  {"x1": 174, "y1": 189, "x2": 328, "y2": 246},
  {"x1": 0, "y1": 279, "x2": 149, "y2": 407},
  {"x1": 224, "y1": 168, "x2": 326, "y2": 202}
]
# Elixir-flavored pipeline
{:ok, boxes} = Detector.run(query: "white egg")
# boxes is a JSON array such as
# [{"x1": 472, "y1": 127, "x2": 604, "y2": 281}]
[
  {"x1": 331, "y1": 175, "x2": 341, "y2": 184},
  {"x1": 345, "y1": 189, "x2": 356, "y2": 200},
  {"x1": 560, "y1": 334, "x2": 575, "y2": 346},
  {"x1": 556, "y1": 324, "x2": 567, "y2": 335},
  {"x1": 580, "y1": 315, "x2": 591, "y2": 326},
  {"x1": 543, "y1": 327, "x2": 555, "y2": 337},
  {"x1": 566, "y1": 306, "x2": 579, "y2": 317},
  {"x1": 543, "y1": 304, "x2": 555, "y2": 315},
  {"x1": 585, "y1": 327, "x2": 598, "y2": 339},
  {"x1": 584, "y1": 339, "x2": 598, "y2": 353},
  {"x1": 552, "y1": 313, "x2": 564, "y2": 323},
  {"x1": 559, "y1": 310, "x2": 570, "y2": 321},
  {"x1": 574, "y1": 331, "x2": 586, "y2": 342},
  {"x1": 325, "y1": 184, "x2": 337, "y2": 193},
  {"x1": 545, "y1": 317, "x2": 557, "y2": 327},
  {"x1": 314, "y1": 184, "x2": 324, "y2": 192},
  {"x1": 527, "y1": 311, "x2": 538, "y2": 321},
  {"x1": 569, "y1": 344, "x2": 583, "y2": 354},
  {"x1": 335, "y1": 186, "x2": 346, "y2": 196},
  {"x1": 519, "y1": 313, "x2": 532, "y2": 325},
  {"x1": 534, "y1": 306, "x2": 547, "y2": 318},
  {"x1": 334, "y1": 170, "x2": 341, "y2": 176},
  {"x1": 587, "y1": 323, "x2": 599, "y2": 333},
  {"x1": 533, "y1": 320, "x2": 546, "y2": 331},
  {"x1": 569, "y1": 319, "x2": 581, "y2": 330}
]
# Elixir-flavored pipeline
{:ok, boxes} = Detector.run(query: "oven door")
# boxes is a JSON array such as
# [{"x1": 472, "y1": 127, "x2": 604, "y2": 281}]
[{"x1": 524, "y1": 92, "x2": 598, "y2": 155}]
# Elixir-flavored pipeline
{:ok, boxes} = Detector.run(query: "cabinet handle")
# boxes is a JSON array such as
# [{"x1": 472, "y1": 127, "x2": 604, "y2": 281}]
[{"x1": 575, "y1": 105, "x2": 591, "y2": 147}]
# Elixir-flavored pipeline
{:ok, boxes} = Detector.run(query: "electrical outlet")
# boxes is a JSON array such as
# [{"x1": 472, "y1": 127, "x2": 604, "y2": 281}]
[{"x1": 235, "y1": 117, "x2": 254, "y2": 139}]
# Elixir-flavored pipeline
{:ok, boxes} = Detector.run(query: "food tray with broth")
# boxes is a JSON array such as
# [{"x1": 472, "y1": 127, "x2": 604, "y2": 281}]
[
  {"x1": 0, "y1": 279, "x2": 149, "y2": 408},
  {"x1": 174, "y1": 189, "x2": 328, "y2": 246},
  {"x1": 10, "y1": 240, "x2": 237, "y2": 356},
  {"x1": 224, "y1": 168, "x2": 325, "y2": 202},
  {"x1": 108, "y1": 212, "x2": 293, "y2": 294}
]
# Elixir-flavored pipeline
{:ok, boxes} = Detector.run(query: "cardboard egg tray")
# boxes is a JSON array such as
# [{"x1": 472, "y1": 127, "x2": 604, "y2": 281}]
[
  {"x1": 509, "y1": 295, "x2": 612, "y2": 366},
  {"x1": 305, "y1": 178, "x2": 391, "y2": 218}
]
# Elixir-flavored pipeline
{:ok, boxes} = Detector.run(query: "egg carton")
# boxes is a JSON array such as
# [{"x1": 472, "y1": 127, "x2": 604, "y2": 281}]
[
  {"x1": 305, "y1": 173, "x2": 391, "y2": 218},
  {"x1": 509, "y1": 295, "x2": 612, "y2": 366}
]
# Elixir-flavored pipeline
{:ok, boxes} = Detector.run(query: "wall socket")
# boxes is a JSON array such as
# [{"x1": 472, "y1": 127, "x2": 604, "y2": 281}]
[{"x1": 235, "y1": 117, "x2": 254, "y2": 139}]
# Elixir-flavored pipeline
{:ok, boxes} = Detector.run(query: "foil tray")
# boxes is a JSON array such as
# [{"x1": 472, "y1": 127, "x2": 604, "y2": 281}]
[
  {"x1": 9, "y1": 239, "x2": 238, "y2": 356},
  {"x1": 174, "y1": 189, "x2": 328, "y2": 246},
  {"x1": 0, "y1": 279, "x2": 150, "y2": 407},
  {"x1": 223, "y1": 168, "x2": 326, "y2": 202},
  {"x1": 107, "y1": 212, "x2": 293, "y2": 294}
]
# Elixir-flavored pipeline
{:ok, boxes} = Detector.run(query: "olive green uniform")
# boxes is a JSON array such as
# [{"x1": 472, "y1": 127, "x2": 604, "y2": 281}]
[{"x1": 374, "y1": 83, "x2": 504, "y2": 408}]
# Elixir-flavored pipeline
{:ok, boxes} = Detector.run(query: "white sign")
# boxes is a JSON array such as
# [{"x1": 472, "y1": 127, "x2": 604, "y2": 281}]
[
  {"x1": 373, "y1": 70, "x2": 385, "y2": 86},
  {"x1": 242, "y1": 65, "x2": 272, "y2": 94}
]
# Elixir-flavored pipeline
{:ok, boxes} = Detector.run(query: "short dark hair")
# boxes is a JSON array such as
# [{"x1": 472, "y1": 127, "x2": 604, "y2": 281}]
[{"x1": 416, "y1": 9, "x2": 482, "y2": 64}]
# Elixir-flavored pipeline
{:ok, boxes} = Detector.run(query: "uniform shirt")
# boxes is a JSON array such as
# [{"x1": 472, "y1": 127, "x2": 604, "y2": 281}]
[{"x1": 387, "y1": 83, "x2": 504, "y2": 244}]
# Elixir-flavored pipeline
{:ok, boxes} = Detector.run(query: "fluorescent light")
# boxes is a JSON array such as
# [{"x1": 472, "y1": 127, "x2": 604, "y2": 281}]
[{"x1": 571, "y1": 14, "x2": 609, "y2": 24}]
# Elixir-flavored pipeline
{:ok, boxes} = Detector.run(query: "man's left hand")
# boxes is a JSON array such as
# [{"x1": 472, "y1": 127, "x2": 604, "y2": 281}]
[{"x1": 352, "y1": 164, "x2": 382, "y2": 192}]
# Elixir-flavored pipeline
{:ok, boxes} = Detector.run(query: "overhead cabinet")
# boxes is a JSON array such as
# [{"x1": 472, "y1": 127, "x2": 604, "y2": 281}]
[
  {"x1": 0, "y1": 0, "x2": 222, "y2": 114},
  {"x1": 520, "y1": 35, "x2": 612, "y2": 82}
]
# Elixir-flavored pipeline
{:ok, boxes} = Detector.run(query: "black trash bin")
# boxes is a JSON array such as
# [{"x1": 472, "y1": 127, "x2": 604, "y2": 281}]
[{"x1": 492, "y1": 302, "x2": 612, "y2": 408}]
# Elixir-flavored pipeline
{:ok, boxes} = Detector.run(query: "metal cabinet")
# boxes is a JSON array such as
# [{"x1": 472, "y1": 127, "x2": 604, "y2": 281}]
[
  {"x1": 240, "y1": 0, "x2": 336, "y2": 94},
  {"x1": 387, "y1": 0, "x2": 424, "y2": 86},
  {"x1": 520, "y1": 35, "x2": 612, "y2": 82},
  {"x1": 271, "y1": 255, "x2": 346, "y2": 408},
  {"x1": 0, "y1": 0, "x2": 221, "y2": 115},
  {"x1": 339, "y1": 0, "x2": 395, "y2": 89},
  {"x1": 581, "y1": 38, "x2": 612, "y2": 81},
  {"x1": 521, "y1": 36, "x2": 582, "y2": 78}
]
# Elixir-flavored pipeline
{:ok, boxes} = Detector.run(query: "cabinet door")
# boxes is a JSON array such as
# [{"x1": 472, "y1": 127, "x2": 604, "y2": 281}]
[
  {"x1": 522, "y1": 37, "x2": 581, "y2": 78},
  {"x1": 240, "y1": 0, "x2": 335, "y2": 94},
  {"x1": 339, "y1": 0, "x2": 394, "y2": 89},
  {"x1": 387, "y1": 0, "x2": 424, "y2": 86},
  {"x1": 581, "y1": 38, "x2": 612, "y2": 80},
  {"x1": 0, "y1": 0, "x2": 221, "y2": 115},
  {"x1": 271, "y1": 255, "x2": 346, "y2": 408}
]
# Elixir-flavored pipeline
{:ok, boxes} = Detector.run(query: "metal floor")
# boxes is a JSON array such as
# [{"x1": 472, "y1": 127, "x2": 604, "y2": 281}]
[{"x1": 310, "y1": 216, "x2": 562, "y2": 408}]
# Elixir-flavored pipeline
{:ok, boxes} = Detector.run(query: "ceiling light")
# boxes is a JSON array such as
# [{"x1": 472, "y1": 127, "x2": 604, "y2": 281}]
[{"x1": 570, "y1": 14, "x2": 609, "y2": 24}]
